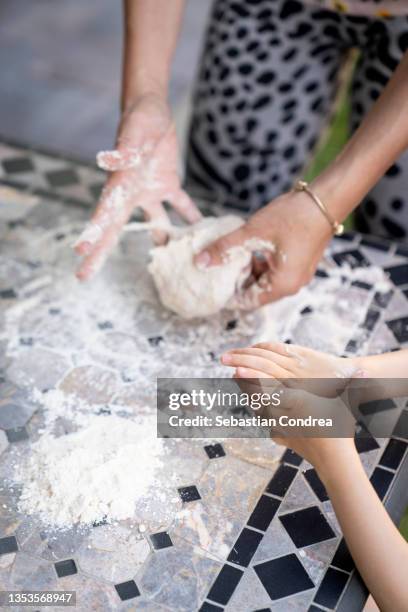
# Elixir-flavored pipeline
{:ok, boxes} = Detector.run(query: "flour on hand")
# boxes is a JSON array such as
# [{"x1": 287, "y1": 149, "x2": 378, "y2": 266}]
[{"x1": 148, "y1": 216, "x2": 253, "y2": 319}]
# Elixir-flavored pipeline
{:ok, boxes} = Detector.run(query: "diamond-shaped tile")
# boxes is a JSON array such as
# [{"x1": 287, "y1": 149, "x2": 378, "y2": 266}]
[
  {"x1": 178, "y1": 485, "x2": 201, "y2": 503},
  {"x1": 54, "y1": 559, "x2": 77, "y2": 578},
  {"x1": 150, "y1": 532, "x2": 173, "y2": 550},
  {"x1": 386, "y1": 317, "x2": 408, "y2": 343},
  {"x1": 254, "y1": 554, "x2": 314, "y2": 600},
  {"x1": 279, "y1": 507, "x2": 336, "y2": 548},
  {"x1": 45, "y1": 167, "x2": 80, "y2": 188},
  {"x1": 204, "y1": 443, "x2": 226, "y2": 459},
  {"x1": 0, "y1": 535, "x2": 18, "y2": 555},
  {"x1": 313, "y1": 567, "x2": 349, "y2": 609},
  {"x1": 2, "y1": 157, "x2": 35, "y2": 174},
  {"x1": 114, "y1": 580, "x2": 140, "y2": 601}
]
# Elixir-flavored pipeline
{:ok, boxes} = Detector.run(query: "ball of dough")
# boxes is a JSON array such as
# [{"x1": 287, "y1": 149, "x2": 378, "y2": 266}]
[{"x1": 148, "y1": 215, "x2": 251, "y2": 319}]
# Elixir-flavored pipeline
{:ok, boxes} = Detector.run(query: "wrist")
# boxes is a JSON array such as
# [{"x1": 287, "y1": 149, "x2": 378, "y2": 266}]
[
  {"x1": 316, "y1": 441, "x2": 361, "y2": 489},
  {"x1": 122, "y1": 76, "x2": 168, "y2": 114}
]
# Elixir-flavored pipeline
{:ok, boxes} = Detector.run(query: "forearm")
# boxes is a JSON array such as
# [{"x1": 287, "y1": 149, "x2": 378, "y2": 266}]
[
  {"x1": 312, "y1": 51, "x2": 408, "y2": 221},
  {"x1": 319, "y1": 451, "x2": 408, "y2": 612},
  {"x1": 121, "y1": 0, "x2": 186, "y2": 111},
  {"x1": 356, "y1": 349, "x2": 408, "y2": 379}
]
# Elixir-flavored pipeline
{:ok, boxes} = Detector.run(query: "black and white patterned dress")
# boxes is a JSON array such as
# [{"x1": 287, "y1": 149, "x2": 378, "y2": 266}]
[{"x1": 185, "y1": 0, "x2": 408, "y2": 241}]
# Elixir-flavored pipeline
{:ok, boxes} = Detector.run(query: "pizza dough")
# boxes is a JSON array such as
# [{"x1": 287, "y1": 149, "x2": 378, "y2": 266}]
[{"x1": 148, "y1": 216, "x2": 252, "y2": 319}]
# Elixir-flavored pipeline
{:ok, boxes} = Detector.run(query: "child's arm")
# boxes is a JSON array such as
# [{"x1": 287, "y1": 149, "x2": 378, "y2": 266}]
[
  {"x1": 289, "y1": 438, "x2": 408, "y2": 612},
  {"x1": 355, "y1": 349, "x2": 408, "y2": 378}
]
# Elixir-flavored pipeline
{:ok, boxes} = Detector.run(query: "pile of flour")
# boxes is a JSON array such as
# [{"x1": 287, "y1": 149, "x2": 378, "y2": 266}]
[{"x1": 15, "y1": 413, "x2": 164, "y2": 528}]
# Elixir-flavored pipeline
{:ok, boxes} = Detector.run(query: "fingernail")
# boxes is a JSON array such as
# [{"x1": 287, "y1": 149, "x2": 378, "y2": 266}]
[
  {"x1": 221, "y1": 354, "x2": 232, "y2": 365},
  {"x1": 195, "y1": 251, "x2": 211, "y2": 270}
]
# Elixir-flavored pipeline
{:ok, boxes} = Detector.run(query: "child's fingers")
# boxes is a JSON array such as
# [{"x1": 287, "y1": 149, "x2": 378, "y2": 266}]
[
  {"x1": 252, "y1": 342, "x2": 291, "y2": 356},
  {"x1": 221, "y1": 352, "x2": 290, "y2": 378},
  {"x1": 224, "y1": 347, "x2": 293, "y2": 373},
  {"x1": 234, "y1": 367, "x2": 271, "y2": 379}
]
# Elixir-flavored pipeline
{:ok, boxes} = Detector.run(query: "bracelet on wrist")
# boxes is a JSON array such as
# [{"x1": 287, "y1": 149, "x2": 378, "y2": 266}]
[{"x1": 294, "y1": 180, "x2": 344, "y2": 236}]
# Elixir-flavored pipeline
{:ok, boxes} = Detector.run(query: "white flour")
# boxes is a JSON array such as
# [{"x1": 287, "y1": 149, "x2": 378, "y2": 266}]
[
  {"x1": 15, "y1": 414, "x2": 164, "y2": 528},
  {"x1": 1, "y1": 211, "x2": 393, "y2": 530}
]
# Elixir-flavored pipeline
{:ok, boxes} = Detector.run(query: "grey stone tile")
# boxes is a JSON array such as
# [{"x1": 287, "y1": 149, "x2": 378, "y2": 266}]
[
  {"x1": 278, "y1": 473, "x2": 317, "y2": 514},
  {"x1": 170, "y1": 499, "x2": 245, "y2": 562},
  {"x1": 76, "y1": 525, "x2": 150, "y2": 583},
  {"x1": 268, "y1": 589, "x2": 315, "y2": 611},
  {"x1": 225, "y1": 567, "x2": 272, "y2": 612},
  {"x1": 138, "y1": 539, "x2": 221, "y2": 611},
  {"x1": 59, "y1": 365, "x2": 118, "y2": 403},
  {"x1": 7, "y1": 348, "x2": 69, "y2": 391},
  {"x1": 198, "y1": 456, "x2": 270, "y2": 522},
  {"x1": 298, "y1": 539, "x2": 339, "y2": 584},
  {"x1": 252, "y1": 517, "x2": 295, "y2": 564},
  {"x1": 223, "y1": 438, "x2": 283, "y2": 470},
  {"x1": 8, "y1": 552, "x2": 57, "y2": 590},
  {"x1": 58, "y1": 573, "x2": 120, "y2": 611}
]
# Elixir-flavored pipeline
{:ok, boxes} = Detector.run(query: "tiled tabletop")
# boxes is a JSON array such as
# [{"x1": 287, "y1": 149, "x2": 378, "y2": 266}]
[{"x1": 0, "y1": 139, "x2": 407, "y2": 612}]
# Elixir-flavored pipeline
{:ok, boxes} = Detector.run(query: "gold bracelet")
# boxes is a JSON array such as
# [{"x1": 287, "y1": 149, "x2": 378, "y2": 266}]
[{"x1": 294, "y1": 180, "x2": 344, "y2": 236}]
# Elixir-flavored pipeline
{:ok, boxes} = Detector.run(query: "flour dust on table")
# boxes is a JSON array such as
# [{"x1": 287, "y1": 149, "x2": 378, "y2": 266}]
[{"x1": 0, "y1": 203, "x2": 394, "y2": 531}]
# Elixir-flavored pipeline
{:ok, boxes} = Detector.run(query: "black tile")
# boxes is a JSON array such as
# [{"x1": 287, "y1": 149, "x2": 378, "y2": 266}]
[
  {"x1": 0, "y1": 288, "x2": 17, "y2": 299},
  {"x1": 379, "y1": 439, "x2": 407, "y2": 470},
  {"x1": 0, "y1": 535, "x2": 18, "y2": 555},
  {"x1": 178, "y1": 485, "x2": 201, "y2": 502},
  {"x1": 45, "y1": 167, "x2": 80, "y2": 188},
  {"x1": 148, "y1": 335, "x2": 164, "y2": 347},
  {"x1": 373, "y1": 289, "x2": 393, "y2": 309},
  {"x1": 254, "y1": 554, "x2": 314, "y2": 600},
  {"x1": 315, "y1": 269, "x2": 329, "y2": 278},
  {"x1": 313, "y1": 567, "x2": 349, "y2": 609},
  {"x1": 279, "y1": 507, "x2": 336, "y2": 548},
  {"x1": 2, "y1": 156, "x2": 35, "y2": 174},
  {"x1": 351, "y1": 280, "x2": 372, "y2": 290},
  {"x1": 280, "y1": 448, "x2": 303, "y2": 467},
  {"x1": 247, "y1": 495, "x2": 280, "y2": 532},
  {"x1": 114, "y1": 580, "x2": 141, "y2": 601},
  {"x1": 360, "y1": 308, "x2": 380, "y2": 332},
  {"x1": 207, "y1": 564, "x2": 243, "y2": 605},
  {"x1": 150, "y1": 532, "x2": 173, "y2": 550},
  {"x1": 370, "y1": 467, "x2": 394, "y2": 500},
  {"x1": 332, "y1": 249, "x2": 370, "y2": 269},
  {"x1": 303, "y1": 469, "x2": 329, "y2": 502},
  {"x1": 98, "y1": 320, "x2": 113, "y2": 330},
  {"x1": 227, "y1": 528, "x2": 263, "y2": 567},
  {"x1": 361, "y1": 236, "x2": 390, "y2": 252},
  {"x1": 354, "y1": 432, "x2": 379, "y2": 454},
  {"x1": 393, "y1": 410, "x2": 408, "y2": 440},
  {"x1": 333, "y1": 231, "x2": 355, "y2": 241},
  {"x1": 301, "y1": 306, "x2": 313, "y2": 315},
  {"x1": 265, "y1": 464, "x2": 297, "y2": 498},
  {"x1": 89, "y1": 181, "x2": 104, "y2": 200},
  {"x1": 226, "y1": 319, "x2": 238, "y2": 330},
  {"x1": 6, "y1": 426, "x2": 29, "y2": 443},
  {"x1": 54, "y1": 559, "x2": 77, "y2": 578},
  {"x1": 359, "y1": 398, "x2": 396, "y2": 416},
  {"x1": 199, "y1": 602, "x2": 224, "y2": 612},
  {"x1": 396, "y1": 245, "x2": 408, "y2": 258},
  {"x1": 253, "y1": 609, "x2": 272, "y2": 612},
  {"x1": 331, "y1": 539, "x2": 354, "y2": 572},
  {"x1": 384, "y1": 264, "x2": 408, "y2": 286},
  {"x1": 308, "y1": 606, "x2": 325, "y2": 612},
  {"x1": 204, "y1": 443, "x2": 226, "y2": 459}
]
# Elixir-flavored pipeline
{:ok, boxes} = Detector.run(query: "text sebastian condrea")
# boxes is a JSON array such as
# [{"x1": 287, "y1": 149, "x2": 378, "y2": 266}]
[{"x1": 168, "y1": 415, "x2": 333, "y2": 427}]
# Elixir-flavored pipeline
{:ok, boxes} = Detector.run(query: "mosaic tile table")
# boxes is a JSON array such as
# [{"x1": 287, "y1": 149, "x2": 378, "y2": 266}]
[{"x1": 0, "y1": 138, "x2": 407, "y2": 612}]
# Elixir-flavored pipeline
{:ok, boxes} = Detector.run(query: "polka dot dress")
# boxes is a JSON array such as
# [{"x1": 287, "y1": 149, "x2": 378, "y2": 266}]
[{"x1": 184, "y1": 0, "x2": 408, "y2": 242}]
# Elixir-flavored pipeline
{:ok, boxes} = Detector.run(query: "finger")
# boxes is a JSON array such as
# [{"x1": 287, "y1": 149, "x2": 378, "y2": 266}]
[
  {"x1": 253, "y1": 342, "x2": 292, "y2": 357},
  {"x1": 144, "y1": 201, "x2": 171, "y2": 245},
  {"x1": 74, "y1": 180, "x2": 129, "y2": 255},
  {"x1": 238, "y1": 270, "x2": 301, "y2": 309},
  {"x1": 194, "y1": 225, "x2": 249, "y2": 269},
  {"x1": 96, "y1": 148, "x2": 142, "y2": 172},
  {"x1": 234, "y1": 367, "x2": 271, "y2": 379},
  {"x1": 227, "y1": 346, "x2": 294, "y2": 372},
  {"x1": 168, "y1": 189, "x2": 202, "y2": 224},
  {"x1": 221, "y1": 352, "x2": 290, "y2": 378},
  {"x1": 76, "y1": 190, "x2": 132, "y2": 280}
]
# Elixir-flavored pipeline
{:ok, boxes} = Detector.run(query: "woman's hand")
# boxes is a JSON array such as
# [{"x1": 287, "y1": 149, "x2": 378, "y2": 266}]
[
  {"x1": 195, "y1": 190, "x2": 332, "y2": 308},
  {"x1": 74, "y1": 93, "x2": 201, "y2": 280}
]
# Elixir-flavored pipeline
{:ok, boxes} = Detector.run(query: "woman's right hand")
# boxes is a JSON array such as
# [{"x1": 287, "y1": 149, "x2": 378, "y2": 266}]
[{"x1": 74, "y1": 93, "x2": 201, "y2": 280}]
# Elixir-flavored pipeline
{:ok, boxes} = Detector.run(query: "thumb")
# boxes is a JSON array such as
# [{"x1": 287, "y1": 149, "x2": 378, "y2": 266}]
[{"x1": 194, "y1": 225, "x2": 249, "y2": 269}]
